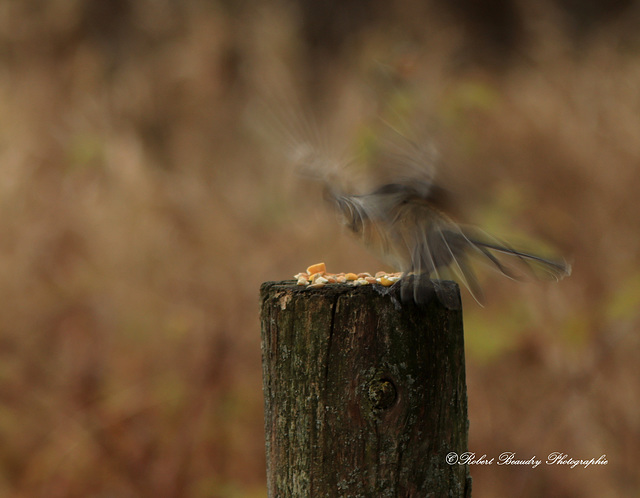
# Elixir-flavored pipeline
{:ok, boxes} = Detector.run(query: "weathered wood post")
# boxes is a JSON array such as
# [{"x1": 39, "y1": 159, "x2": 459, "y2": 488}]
[{"x1": 260, "y1": 280, "x2": 471, "y2": 497}]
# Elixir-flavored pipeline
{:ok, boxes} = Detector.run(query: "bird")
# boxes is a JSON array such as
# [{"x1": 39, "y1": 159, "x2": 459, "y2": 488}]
[
  {"x1": 324, "y1": 174, "x2": 571, "y2": 305},
  {"x1": 262, "y1": 97, "x2": 572, "y2": 305}
]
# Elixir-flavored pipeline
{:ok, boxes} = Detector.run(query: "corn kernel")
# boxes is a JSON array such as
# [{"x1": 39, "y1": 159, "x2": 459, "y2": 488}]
[
  {"x1": 306, "y1": 262, "x2": 326, "y2": 275},
  {"x1": 379, "y1": 276, "x2": 395, "y2": 286}
]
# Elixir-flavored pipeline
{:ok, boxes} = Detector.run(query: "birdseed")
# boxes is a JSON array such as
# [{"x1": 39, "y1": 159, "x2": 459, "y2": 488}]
[{"x1": 294, "y1": 262, "x2": 401, "y2": 289}]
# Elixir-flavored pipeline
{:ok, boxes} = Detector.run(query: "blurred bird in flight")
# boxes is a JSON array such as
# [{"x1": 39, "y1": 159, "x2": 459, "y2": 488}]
[{"x1": 263, "y1": 94, "x2": 572, "y2": 305}]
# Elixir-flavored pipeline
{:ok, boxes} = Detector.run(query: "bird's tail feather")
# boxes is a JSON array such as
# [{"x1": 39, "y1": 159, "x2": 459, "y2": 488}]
[{"x1": 463, "y1": 229, "x2": 572, "y2": 282}]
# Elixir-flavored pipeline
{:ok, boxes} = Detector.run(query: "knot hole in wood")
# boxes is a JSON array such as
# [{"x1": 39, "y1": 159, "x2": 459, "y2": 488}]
[{"x1": 367, "y1": 377, "x2": 398, "y2": 410}]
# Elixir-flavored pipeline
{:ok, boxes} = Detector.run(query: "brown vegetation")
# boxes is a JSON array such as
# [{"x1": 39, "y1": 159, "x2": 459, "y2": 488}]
[{"x1": 0, "y1": 1, "x2": 638, "y2": 496}]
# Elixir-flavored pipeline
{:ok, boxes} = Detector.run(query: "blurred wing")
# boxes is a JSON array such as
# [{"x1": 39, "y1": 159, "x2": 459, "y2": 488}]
[
  {"x1": 250, "y1": 83, "x2": 353, "y2": 185},
  {"x1": 324, "y1": 187, "x2": 397, "y2": 267},
  {"x1": 391, "y1": 201, "x2": 485, "y2": 305},
  {"x1": 374, "y1": 122, "x2": 439, "y2": 197},
  {"x1": 460, "y1": 227, "x2": 572, "y2": 282},
  {"x1": 392, "y1": 203, "x2": 572, "y2": 305}
]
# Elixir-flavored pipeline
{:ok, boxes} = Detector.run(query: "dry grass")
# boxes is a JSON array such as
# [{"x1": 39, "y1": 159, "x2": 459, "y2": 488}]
[{"x1": 0, "y1": 1, "x2": 638, "y2": 496}]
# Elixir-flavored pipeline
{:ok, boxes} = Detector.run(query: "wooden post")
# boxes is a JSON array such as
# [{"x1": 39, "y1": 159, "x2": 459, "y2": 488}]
[{"x1": 260, "y1": 280, "x2": 471, "y2": 497}]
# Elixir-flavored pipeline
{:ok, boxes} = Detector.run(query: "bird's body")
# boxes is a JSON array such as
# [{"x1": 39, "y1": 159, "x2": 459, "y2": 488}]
[{"x1": 325, "y1": 175, "x2": 571, "y2": 304}]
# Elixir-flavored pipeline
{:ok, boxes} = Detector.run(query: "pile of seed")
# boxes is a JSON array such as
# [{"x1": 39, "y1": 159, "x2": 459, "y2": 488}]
[{"x1": 294, "y1": 262, "x2": 402, "y2": 289}]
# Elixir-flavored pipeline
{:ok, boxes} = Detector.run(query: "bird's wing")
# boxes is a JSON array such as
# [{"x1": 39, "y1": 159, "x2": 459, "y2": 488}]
[
  {"x1": 460, "y1": 226, "x2": 572, "y2": 281},
  {"x1": 324, "y1": 186, "x2": 398, "y2": 268},
  {"x1": 392, "y1": 201, "x2": 572, "y2": 305},
  {"x1": 374, "y1": 125, "x2": 439, "y2": 195},
  {"x1": 392, "y1": 201, "x2": 484, "y2": 304}
]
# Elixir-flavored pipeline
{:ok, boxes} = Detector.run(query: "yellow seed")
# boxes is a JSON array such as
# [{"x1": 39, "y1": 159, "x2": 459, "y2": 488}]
[
  {"x1": 308, "y1": 282, "x2": 326, "y2": 289},
  {"x1": 306, "y1": 262, "x2": 326, "y2": 275},
  {"x1": 345, "y1": 273, "x2": 358, "y2": 281},
  {"x1": 336, "y1": 275, "x2": 347, "y2": 283},
  {"x1": 309, "y1": 272, "x2": 322, "y2": 282},
  {"x1": 379, "y1": 276, "x2": 394, "y2": 286}
]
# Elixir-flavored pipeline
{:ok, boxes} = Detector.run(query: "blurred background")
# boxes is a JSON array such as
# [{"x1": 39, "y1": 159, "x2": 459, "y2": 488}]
[{"x1": 0, "y1": 0, "x2": 639, "y2": 496}]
